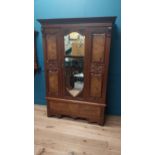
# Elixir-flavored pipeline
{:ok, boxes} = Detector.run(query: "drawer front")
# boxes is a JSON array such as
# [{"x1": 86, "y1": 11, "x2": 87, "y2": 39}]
[{"x1": 48, "y1": 98, "x2": 103, "y2": 121}]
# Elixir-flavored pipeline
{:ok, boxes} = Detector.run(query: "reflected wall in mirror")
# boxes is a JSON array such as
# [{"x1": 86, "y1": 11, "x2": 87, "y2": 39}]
[{"x1": 64, "y1": 32, "x2": 85, "y2": 97}]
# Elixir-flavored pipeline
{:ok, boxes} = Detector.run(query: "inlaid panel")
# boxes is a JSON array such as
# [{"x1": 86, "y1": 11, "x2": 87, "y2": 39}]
[
  {"x1": 90, "y1": 75, "x2": 102, "y2": 98},
  {"x1": 46, "y1": 35, "x2": 57, "y2": 60},
  {"x1": 92, "y1": 34, "x2": 105, "y2": 62},
  {"x1": 48, "y1": 72, "x2": 58, "y2": 96}
]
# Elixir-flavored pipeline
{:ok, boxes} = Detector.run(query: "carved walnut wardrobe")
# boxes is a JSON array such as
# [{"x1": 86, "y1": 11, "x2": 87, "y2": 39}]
[{"x1": 38, "y1": 17, "x2": 116, "y2": 125}]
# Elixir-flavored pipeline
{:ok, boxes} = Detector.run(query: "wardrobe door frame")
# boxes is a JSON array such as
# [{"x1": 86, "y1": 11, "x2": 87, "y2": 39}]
[
  {"x1": 42, "y1": 28, "x2": 62, "y2": 98},
  {"x1": 86, "y1": 26, "x2": 112, "y2": 104},
  {"x1": 60, "y1": 27, "x2": 89, "y2": 101}
]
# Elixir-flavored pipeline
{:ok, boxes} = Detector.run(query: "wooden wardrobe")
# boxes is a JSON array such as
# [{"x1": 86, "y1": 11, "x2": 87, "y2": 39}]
[{"x1": 38, "y1": 17, "x2": 116, "y2": 125}]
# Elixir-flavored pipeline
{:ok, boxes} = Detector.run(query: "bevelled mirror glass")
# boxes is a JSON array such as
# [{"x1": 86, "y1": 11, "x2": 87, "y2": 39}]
[{"x1": 64, "y1": 32, "x2": 85, "y2": 97}]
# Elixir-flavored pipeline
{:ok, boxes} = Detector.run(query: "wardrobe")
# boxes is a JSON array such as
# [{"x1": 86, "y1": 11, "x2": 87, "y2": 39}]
[{"x1": 38, "y1": 17, "x2": 116, "y2": 125}]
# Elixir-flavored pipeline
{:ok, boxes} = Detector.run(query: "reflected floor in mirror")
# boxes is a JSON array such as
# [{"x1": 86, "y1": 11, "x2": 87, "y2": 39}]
[{"x1": 67, "y1": 81, "x2": 84, "y2": 97}]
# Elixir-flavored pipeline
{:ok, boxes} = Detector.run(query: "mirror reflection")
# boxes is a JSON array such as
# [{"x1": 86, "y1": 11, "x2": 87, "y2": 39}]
[{"x1": 64, "y1": 32, "x2": 85, "y2": 97}]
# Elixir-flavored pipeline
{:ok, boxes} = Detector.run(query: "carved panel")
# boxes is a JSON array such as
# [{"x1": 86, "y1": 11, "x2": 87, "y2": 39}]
[
  {"x1": 46, "y1": 34, "x2": 57, "y2": 60},
  {"x1": 90, "y1": 63, "x2": 104, "y2": 76},
  {"x1": 92, "y1": 34, "x2": 106, "y2": 62},
  {"x1": 48, "y1": 71, "x2": 58, "y2": 96},
  {"x1": 47, "y1": 60, "x2": 58, "y2": 73},
  {"x1": 90, "y1": 75, "x2": 102, "y2": 98}
]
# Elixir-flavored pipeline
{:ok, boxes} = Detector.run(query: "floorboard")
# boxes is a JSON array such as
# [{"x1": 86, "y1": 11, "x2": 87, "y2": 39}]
[{"x1": 34, "y1": 105, "x2": 121, "y2": 155}]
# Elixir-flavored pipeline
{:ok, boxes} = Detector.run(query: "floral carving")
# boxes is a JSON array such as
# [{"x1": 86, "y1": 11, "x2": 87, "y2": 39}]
[
  {"x1": 90, "y1": 63, "x2": 104, "y2": 76},
  {"x1": 47, "y1": 60, "x2": 58, "y2": 72}
]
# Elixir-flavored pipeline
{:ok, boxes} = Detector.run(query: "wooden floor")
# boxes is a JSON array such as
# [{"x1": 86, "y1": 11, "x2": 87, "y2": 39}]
[{"x1": 35, "y1": 105, "x2": 121, "y2": 155}]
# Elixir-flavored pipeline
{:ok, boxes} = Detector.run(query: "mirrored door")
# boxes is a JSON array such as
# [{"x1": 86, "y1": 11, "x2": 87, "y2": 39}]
[{"x1": 64, "y1": 32, "x2": 85, "y2": 97}]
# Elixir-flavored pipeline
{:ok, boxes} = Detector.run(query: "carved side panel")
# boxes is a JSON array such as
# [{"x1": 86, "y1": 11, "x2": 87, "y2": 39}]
[
  {"x1": 90, "y1": 75, "x2": 102, "y2": 97},
  {"x1": 90, "y1": 63, "x2": 104, "y2": 75},
  {"x1": 49, "y1": 71, "x2": 58, "y2": 96},
  {"x1": 92, "y1": 34, "x2": 105, "y2": 62},
  {"x1": 89, "y1": 31, "x2": 107, "y2": 98},
  {"x1": 46, "y1": 34, "x2": 57, "y2": 60},
  {"x1": 90, "y1": 63, "x2": 104, "y2": 98},
  {"x1": 46, "y1": 60, "x2": 58, "y2": 72},
  {"x1": 45, "y1": 32, "x2": 59, "y2": 97}
]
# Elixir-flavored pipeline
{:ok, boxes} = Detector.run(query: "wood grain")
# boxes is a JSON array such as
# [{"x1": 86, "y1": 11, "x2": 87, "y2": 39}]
[
  {"x1": 34, "y1": 105, "x2": 121, "y2": 155},
  {"x1": 48, "y1": 72, "x2": 58, "y2": 95},
  {"x1": 46, "y1": 34, "x2": 57, "y2": 60},
  {"x1": 92, "y1": 34, "x2": 105, "y2": 62},
  {"x1": 90, "y1": 75, "x2": 102, "y2": 97}
]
